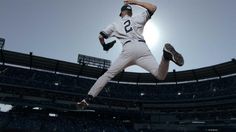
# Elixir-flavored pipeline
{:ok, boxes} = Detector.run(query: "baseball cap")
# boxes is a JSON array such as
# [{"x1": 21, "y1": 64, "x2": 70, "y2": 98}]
[{"x1": 119, "y1": 4, "x2": 132, "y2": 16}]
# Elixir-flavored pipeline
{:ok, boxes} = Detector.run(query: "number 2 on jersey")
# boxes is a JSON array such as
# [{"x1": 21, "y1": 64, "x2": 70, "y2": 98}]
[{"x1": 124, "y1": 20, "x2": 133, "y2": 33}]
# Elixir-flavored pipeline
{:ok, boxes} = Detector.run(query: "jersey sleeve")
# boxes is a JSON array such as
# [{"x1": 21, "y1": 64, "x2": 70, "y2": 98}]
[
  {"x1": 100, "y1": 24, "x2": 115, "y2": 39},
  {"x1": 133, "y1": 10, "x2": 151, "y2": 25}
]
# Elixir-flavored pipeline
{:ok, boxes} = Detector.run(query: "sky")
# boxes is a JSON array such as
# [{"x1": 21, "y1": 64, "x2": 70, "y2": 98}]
[{"x1": 0, "y1": 0, "x2": 235, "y2": 73}]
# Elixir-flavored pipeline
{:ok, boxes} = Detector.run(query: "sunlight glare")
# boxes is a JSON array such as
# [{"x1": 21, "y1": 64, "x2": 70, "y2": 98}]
[{"x1": 143, "y1": 20, "x2": 160, "y2": 50}]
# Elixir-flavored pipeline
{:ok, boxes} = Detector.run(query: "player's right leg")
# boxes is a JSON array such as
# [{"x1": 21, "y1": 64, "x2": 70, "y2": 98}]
[
  {"x1": 135, "y1": 43, "x2": 184, "y2": 80},
  {"x1": 76, "y1": 52, "x2": 133, "y2": 109},
  {"x1": 135, "y1": 52, "x2": 169, "y2": 80},
  {"x1": 163, "y1": 43, "x2": 184, "y2": 66}
]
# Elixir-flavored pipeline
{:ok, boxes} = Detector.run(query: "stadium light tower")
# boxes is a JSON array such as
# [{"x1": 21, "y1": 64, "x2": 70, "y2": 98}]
[{"x1": 0, "y1": 38, "x2": 5, "y2": 49}]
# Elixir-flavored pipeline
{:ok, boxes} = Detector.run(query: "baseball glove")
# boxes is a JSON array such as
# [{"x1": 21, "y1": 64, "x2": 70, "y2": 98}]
[{"x1": 102, "y1": 40, "x2": 116, "y2": 51}]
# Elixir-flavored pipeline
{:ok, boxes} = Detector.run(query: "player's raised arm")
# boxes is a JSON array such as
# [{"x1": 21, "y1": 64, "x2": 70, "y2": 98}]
[{"x1": 124, "y1": 0, "x2": 157, "y2": 15}]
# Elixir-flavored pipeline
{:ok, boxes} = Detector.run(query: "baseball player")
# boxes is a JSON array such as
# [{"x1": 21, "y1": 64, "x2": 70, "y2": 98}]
[{"x1": 77, "y1": 0, "x2": 184, "y2": 108}]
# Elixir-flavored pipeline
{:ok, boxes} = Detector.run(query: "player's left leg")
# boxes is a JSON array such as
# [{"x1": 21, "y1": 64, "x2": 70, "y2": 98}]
[{"x1": 77, "y1": 51, "x2": 134, "y2": 109}]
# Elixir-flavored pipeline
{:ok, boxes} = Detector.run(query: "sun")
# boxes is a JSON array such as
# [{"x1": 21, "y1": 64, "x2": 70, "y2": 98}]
[{"x1": 143, "y1": 20, "x2": 160, "y2": 50}]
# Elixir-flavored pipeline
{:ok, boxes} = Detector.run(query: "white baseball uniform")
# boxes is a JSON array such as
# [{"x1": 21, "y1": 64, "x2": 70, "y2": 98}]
[{"x1": 88, "y1": 10, "x2": 169, "y2": 97}]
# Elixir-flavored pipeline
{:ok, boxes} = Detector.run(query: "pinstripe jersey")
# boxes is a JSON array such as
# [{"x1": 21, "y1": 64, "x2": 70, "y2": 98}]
[{"x1": 101, "y1": 10, "x2": 151, "y2": 45}]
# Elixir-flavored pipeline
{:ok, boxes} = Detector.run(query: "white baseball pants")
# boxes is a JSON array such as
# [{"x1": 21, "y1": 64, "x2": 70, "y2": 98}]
[{"x1": 88, "y1": 41, "x2": 169, "y2": 97}]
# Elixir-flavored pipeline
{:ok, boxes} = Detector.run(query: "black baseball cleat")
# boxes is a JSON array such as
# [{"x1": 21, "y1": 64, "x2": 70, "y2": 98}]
[
  {"x1": 76, "y1": 99, "x2": 89, "y2": 109},
  {"x1": 163, "y1": 43, "x2": 184, "y2": 66}
]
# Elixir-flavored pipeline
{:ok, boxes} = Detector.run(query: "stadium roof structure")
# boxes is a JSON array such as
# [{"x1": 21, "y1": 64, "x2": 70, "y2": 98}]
[{"x1": 0, "y1": 49, "x2": 236, "y2": 83}]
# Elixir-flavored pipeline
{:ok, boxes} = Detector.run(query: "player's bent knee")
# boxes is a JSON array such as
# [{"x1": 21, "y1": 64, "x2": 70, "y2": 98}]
[{"x1": 155, "y1": 74, "x2": 166, "y2": 81}]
